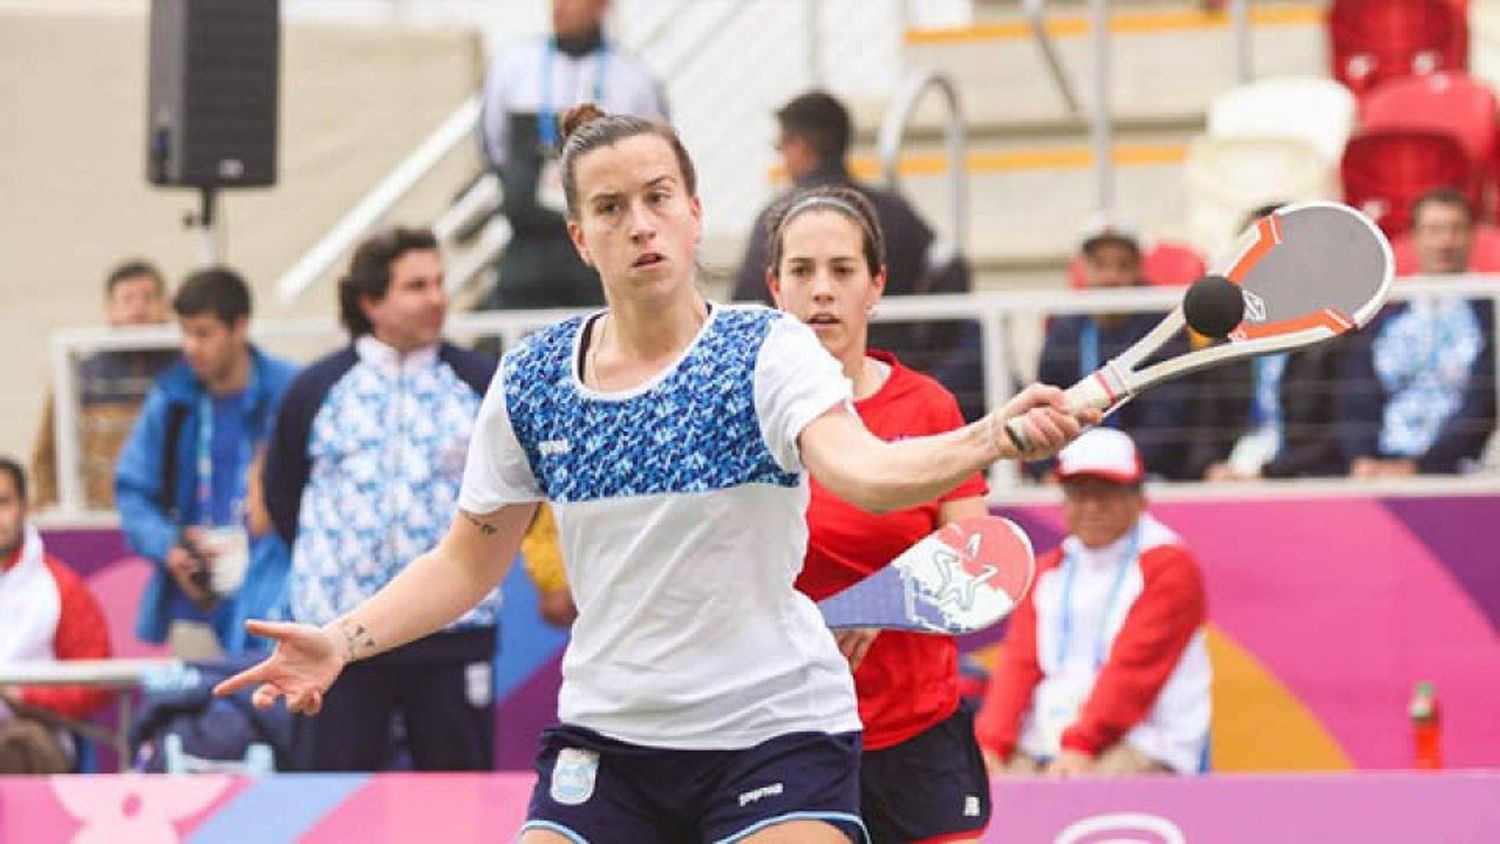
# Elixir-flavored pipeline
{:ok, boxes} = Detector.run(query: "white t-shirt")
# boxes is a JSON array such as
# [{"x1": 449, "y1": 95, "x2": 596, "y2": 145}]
[{"x1": 460, "y1": 304, "x2": 861, "y2": 749}]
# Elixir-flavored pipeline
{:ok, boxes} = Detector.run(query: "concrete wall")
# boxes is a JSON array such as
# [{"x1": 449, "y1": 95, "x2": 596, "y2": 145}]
[{"x1": 0, "y1": 4, "x2": 485, "y2": 471}]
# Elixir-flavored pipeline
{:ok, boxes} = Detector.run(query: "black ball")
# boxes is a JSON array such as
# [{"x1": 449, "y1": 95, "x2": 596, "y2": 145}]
[{"x1": 1183, "y1": 274, "x2": 1245, "y2": 339}]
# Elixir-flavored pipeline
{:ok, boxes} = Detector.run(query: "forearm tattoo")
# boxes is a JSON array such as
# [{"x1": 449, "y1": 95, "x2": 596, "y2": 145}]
[
  {"x1": 337, "y1": 617, "x2": 377, "y2": 663},
  {"x1": 462, "y1": 511, "x2": 498, "y2": 535}
]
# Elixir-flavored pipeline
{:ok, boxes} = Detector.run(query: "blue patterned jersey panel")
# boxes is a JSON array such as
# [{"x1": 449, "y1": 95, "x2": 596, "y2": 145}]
[{"x1": 503, "y1": 309, "x2": 801, "y2": 503}]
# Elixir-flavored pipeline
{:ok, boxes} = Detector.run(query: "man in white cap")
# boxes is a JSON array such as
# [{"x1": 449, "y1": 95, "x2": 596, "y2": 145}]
[
  {"x1": 1033, "y1": 218, "x2": 1196, "y2": 480},
  {"x1": 974, "y1": 428, "x2": 1212, "y2": 776}
]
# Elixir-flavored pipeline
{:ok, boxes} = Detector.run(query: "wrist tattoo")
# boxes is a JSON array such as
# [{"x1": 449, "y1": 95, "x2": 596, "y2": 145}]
[
  {"x1": 462, "y1": 511, "x2": 498, "y2": 536},
  {"x1": 337, "y1": 617, "x2": 377, "y2": 663}
]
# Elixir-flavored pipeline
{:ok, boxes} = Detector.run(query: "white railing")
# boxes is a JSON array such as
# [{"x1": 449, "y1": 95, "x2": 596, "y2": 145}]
[
  {"x1": 48, "y1": 276, "x2": 1500, "y2": 514},
  {"x1": 878, "y1": 69, "x2": 968, "y2": 252},
  {"x1": 274, "y1": 97, "x2": 485, "y2": 303}
]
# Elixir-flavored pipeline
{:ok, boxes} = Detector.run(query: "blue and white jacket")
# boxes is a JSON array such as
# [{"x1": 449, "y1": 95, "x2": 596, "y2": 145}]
[{"x1": 262, "y1": 336, "x2": 499, "y2": 629}]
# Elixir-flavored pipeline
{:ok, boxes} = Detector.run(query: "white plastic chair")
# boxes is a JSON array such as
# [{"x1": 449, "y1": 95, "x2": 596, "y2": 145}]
[
  {"x1": 1184, "y1": 134, "x2": 1339, "y2": 258},
  {"x1": 1207, "y1": 76, "x2": 1358, "y2": 166}
]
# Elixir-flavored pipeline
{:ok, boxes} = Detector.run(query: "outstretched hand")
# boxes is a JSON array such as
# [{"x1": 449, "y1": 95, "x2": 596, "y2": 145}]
[
  {"x1": 213, "y1": 620, "x2": 346, "y2": 715},
  {"x1": 993, "y1": 384, "x2": 1100, "y2": 461}
]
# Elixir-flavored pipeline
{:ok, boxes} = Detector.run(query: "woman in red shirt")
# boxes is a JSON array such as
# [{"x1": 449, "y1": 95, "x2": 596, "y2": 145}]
[{"x1": 766, "y1": 185, "x2": 992, "y2": 844}]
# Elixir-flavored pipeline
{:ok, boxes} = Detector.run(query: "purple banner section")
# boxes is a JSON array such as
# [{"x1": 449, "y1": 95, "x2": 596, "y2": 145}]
[{"x1": 2, "y1": 771, "x2": 1497, "y2": 842}]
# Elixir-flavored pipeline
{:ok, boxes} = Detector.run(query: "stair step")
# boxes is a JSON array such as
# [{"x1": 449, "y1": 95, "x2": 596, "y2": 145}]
[{"x1": 896, "y1": 1, "x2": 1327, "y2": 130}]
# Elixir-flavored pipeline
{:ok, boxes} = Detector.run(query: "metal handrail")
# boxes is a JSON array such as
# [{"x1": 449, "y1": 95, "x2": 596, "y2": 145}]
[
  {"x1": 50, "y1": 275, "x2": 1500, "y2": 512},
  {"x1": 274, "y1": 96, "x2": 483, "y2": 303},
  {"x1": 1021, "y1": 0, "x2": 1080, "y2": 115},
  {"x1": 876, "y1": 69, "x2": 968, "y2": 252},
  {"x1": 658, "y1": 1, "x2": 757, "y2": 80}
]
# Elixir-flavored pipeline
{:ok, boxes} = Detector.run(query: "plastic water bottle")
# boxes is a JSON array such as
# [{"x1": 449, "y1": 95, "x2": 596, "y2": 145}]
[{"x1": 1409, "y1": 681, "x2": 1442, "y2": 770}]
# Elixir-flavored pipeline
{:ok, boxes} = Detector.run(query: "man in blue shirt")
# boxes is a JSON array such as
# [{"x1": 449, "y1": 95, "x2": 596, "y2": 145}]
[
  {"x1": 115, "y1": 268, "x2": 298, "y2": 658},
  {"x1": 1034, "y1": 218, "x2": 1196, "y2": 480}
]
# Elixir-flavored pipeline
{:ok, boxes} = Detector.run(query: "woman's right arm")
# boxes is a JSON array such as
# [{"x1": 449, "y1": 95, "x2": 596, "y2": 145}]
[
  {"x1": 327, "y1": 503, "x2": 536, "y2": 661},
  {"x1": 799, "y1": 384, "x2": 1091, "y2": 514},
  {"x1": 215, "y1": 501, "x2": 536, "y2": 712}
]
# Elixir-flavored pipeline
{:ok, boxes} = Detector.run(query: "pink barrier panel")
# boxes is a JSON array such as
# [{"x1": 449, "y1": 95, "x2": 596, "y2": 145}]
[
  {"x1": 1, "y1": 771, "x2": 1497, "y2": 842},
  {"x1": 37, "y1": 491, "x2": 1500, "y2": 772}
]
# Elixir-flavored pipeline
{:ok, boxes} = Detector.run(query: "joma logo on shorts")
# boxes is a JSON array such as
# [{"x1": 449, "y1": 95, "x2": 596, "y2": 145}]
[
  {"x1": 738, "y1": 782, "x2": 784, "y2": 807},
  {"x1": 539, "y1": 439, "x2": 571, "y2": 456}
]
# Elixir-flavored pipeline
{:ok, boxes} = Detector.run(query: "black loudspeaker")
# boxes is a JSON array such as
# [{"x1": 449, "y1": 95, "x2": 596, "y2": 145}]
[{"x1": 147, "y1": 0, "x2": 279, "y2": 188}]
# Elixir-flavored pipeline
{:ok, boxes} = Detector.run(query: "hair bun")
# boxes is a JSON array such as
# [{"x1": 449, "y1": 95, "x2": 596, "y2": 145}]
[{"x1": 560, "y1": 103, "x2": 607, "y2": 144}]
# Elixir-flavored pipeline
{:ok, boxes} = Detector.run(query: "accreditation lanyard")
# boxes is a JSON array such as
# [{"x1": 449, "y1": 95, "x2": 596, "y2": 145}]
[
  {"x1": 195, "y1": 392, "x2": 247, "y2": 527},
  {"x1": 1055, "y1": 525, "x2": 1140, "y2": 670},
  {"x1": 1079, "y1": 320, "x2": 1099, "y2": 377},
  {"x1": 537, "y1": 39, "x2": 610, "y2": 150},
  {"x1": 1077, "y1": 321, "x2": 1120, "y2": 429}
]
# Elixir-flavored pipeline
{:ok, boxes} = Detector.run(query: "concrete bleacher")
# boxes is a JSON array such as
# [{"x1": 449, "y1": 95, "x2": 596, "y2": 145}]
[
  {"x1": 862, "y1": 0, "x2": 1330, "y2": 291},
  {"x1": 10, "y1": 0, "x2": 1500, "y2": 495}
]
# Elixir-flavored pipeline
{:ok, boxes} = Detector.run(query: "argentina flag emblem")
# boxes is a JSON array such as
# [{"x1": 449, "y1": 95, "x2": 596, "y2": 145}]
[{"x1": 550, "y1": 748, "x2": 600, "y2": 806}]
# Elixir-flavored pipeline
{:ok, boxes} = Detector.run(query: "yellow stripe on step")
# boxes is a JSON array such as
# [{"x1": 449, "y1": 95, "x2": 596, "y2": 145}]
[
  {"x1": 769, "y1": 143, "x2": 1188, "y2": 183},
  {"x1": 906, "y1": 5, "x2": 1322, "y2": 44}
]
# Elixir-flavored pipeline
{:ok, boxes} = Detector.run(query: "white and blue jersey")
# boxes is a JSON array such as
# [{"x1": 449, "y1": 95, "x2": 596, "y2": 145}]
[{"x1": 460, "y1": 304, "x2": 862, "y2": 750}]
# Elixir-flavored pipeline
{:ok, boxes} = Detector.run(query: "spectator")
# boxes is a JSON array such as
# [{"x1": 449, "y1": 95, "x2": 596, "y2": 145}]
[
  {"x1": 1033, "y1": 217, "x2": 1195, "y2": 479},
  {"x1": 0, "y1": 458, "x2": 112, "y2": 774},
  {"x1": 1209, "y1": 204, "x2": 1350, "y2": 480},
  {"x1": 521, "y1": 504, "x2": 577, "y2": 627},
  {"x1": 31, "y1": 260, "x2": 176, "y2": 510},
  {"x1": 477, "y1": 0, "x2": 669, "y2": 310},
  {"x1": 1339, "y1": 188, "x2": 1497, "y2": 477},
  {"x1": 976, "y1": 429, "x2": 1212, "y2": 777},
  {"x1": 769, "y1": 186, "x2": 994, "y2": 842},
  {"x1": 262, "y1": 227, "x2": 499, "y2": 772},
  {"x1": 115, "y1": 268, "x2": 299, "y2": 660},
  {"x1": 733, "y1": 90, "x2": 985, "y2": 421}
]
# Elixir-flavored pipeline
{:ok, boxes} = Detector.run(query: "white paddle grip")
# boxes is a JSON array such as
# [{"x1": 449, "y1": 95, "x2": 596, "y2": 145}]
[{"x1": 1002, "y1": 373, "x2": 1118, "y2": 454}]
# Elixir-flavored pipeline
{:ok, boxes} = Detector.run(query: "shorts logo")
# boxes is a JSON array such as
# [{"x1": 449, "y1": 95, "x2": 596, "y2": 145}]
[
  {"x1": 539, "y1": 438, "x2": 571, "y2": 456},
  {"x1": 738, "y1": 782, "x2": 784, "y2": 807},
  {"x1": 550, "y1": 748, "x2": 600, "y2": 806},
  {"x1": 963, "y1": 795, "x2": 981, "y2": 817}
]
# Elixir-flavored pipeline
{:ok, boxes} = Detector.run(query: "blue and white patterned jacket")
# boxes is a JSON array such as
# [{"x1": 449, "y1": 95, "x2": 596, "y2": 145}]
[{"x1": 262, "y1": 336, "x2": 498, "y2": 628}]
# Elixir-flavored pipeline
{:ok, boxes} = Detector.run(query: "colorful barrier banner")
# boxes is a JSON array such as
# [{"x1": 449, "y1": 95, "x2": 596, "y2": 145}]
[
  {"x1": 2, "y1": 771, "x2": 1497, "y2": 842},
  {"x1": 36, "y1": 491, "x2": 1500, "y2": 773}
]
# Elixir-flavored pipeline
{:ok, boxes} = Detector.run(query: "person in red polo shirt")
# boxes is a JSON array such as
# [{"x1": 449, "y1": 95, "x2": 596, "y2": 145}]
[
  {"x1": 0, "y1": 457, "x2": 113, "y2": 774},
  {"x1": 767, "y1": 186, "x2": 992, "y2": 843}
]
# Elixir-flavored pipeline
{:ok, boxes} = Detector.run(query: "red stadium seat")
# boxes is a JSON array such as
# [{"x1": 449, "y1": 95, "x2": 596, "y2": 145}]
[
  {"x1": 1341, "y1": 129, "x2": 1479, "y2": 237},
  {"x1": 1360, "y1": 72, "x2": 1497, "y2": 169},
  {"x1": 1392, "y1": 223, "x2": 1500, "y2": 275},
  {"x1": 1067, "y1": 240, "x2": 1208, "y2": 289},
  {"x1": 1328, "y1": 0, "x2": 1467, "y2": 96}
]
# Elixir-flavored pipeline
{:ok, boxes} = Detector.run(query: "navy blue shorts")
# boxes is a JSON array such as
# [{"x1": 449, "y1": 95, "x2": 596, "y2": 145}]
[
  {"x1": 523, "y1": 724, "x2": 867, "y2": 843},
  {"x1": 859, "y1": 703, "x2": 991, "y2": 843}
]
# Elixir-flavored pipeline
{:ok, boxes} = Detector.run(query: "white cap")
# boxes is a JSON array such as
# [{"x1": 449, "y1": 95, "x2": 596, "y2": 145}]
[
  {"x1": 1078, "y1": 211, "x2": 1143, "y2": 255},
  {"x1": 1056, "y1": 428, "x2": 1145, "y2": 484}
]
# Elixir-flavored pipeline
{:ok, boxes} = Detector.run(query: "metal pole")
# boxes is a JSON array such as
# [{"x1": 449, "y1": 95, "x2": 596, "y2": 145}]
[
  {"x1": 194, "y1": 186, "x2": 220, "y2": 268},
  {"x1": 50, "y1": 336, "x2": 83, "y2": 514},
  {"x1": 1090, "y1": 0, "x2": 1113, "y2": 213},
  {"x1": 806, "y1": 0, "x2": 822, "y2": 87},
  {"x1": 1023, "y1": 0, "x2": 1082, "y2": 116},
  {"x1": 1230, "y1": 0, "x2": 1253, "y2": 83},
  {"x1": 981, "y1": 313, "x2": 1020, "y2": 489}
]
